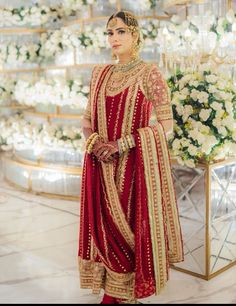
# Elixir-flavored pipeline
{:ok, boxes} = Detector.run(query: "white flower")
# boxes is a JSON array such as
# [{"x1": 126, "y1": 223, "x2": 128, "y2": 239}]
[
  {"x1": 222, "y1": 116, "x2": 235, "y2": 131},
  {"x1": 189, "y1": 80, "x2": 199, "y2": 87},
  {"x1": 206, "y1": 74, "x2": 218, "y2": 84},
  {"x1": 211, "y1": 101, "x2": 222, "y2": 111},
  {"x1": 217, "y1": 126, "x2": 228, "y2": 137},
  {"x1": 199, "y1": 109, "x2": 212, "y2": 121},
  {"x1": 190, "y1": 89, "x2": 200, "y2": 101},
  {"x1": 208, "y1": 85, "x2": 218, "y2": 94},
  {"x1": 172, "y1": 138, "x2": 181, "y2": 150},
  {"x1": 197, "y1": 91, "x2": 209, "y2": 103},
  {"x1": 187, "y1": 144, "x2": 198, "y2": 157}
]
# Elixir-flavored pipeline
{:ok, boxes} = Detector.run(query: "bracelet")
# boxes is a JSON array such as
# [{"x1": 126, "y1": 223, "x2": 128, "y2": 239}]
[
  {"x1": 120, "y1": 138, "x2": 127, "y2": 153},
  {"x1": 117, "y1": 137, "x2": 128, "y2": 156},
  {"x1": 117, "y1": 139, "x2": 123, "y2": 156},
  {"x1": 86, "y1": 132, "x2": 99, "y2": 151},
  {"x1": 87, "y1": 133, "x2": 100, "y2": 154},
  {"x1": 125, "y1": 135, "x2": 135, "y2": 149}
]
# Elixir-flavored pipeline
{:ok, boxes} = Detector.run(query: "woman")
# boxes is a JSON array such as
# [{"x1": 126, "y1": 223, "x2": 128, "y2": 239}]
[{"x1": 78, "y1": 10, "x2": 184, "y2": 304}]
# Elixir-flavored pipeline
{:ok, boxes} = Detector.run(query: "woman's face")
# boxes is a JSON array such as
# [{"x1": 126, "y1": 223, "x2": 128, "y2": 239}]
[{"x1": 106, "y1": 17, "x2": 137, "y2": 58}]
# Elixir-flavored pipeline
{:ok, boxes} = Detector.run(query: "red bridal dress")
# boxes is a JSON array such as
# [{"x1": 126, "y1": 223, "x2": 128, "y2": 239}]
[{"x1": 78, "y1": 61, "x2": 184, "y2": 301}]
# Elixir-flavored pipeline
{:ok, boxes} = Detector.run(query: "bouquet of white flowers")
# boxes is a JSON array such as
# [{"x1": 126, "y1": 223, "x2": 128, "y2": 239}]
[
  {"x1": 0, "y1": 4, "x2": 62, "y2": 27},
  {"x1": 168, "y1": 65, "x2": 236, "y2": 167},
  {"x1": 14, "y1": 77, "x2": 89, "y2": 109},
  {"x1": 0, "y1": 114, "x2": 84, "y2": 152}
]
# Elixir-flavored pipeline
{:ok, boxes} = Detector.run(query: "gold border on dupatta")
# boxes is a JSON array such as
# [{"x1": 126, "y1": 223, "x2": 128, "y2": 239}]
[
  {"x1": 97, "y1": 66, "x2": 135, "y2": 251},
  {"x1": 138, "y1": 127, "x2": 168, "y2": 294},
  {"x1": 153, "y1": 124, "x2": 184, "y2": 263}
]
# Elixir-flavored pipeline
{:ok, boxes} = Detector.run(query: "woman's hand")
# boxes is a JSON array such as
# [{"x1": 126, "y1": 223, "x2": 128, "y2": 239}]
[{"x1": 93, "y1": 141, "x2": 118, "y2": 163}]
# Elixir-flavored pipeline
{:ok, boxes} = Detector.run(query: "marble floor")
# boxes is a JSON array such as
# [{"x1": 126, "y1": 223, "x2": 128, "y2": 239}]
[{"x1": 0, "y1": 171, "x2": 236, "y2": 304}]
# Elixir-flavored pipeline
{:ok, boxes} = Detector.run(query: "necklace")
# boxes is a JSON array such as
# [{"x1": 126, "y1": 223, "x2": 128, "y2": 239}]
[
  {"x1": 106, "y1": 60, "x2": 146, "y2": 96},
  {"x1": 113, "y1": 58, "x2": 143, "y2": 73}
]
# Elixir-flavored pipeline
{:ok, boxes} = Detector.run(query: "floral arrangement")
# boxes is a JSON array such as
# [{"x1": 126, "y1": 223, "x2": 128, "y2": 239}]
[
  {"x1": 141, "y1": 0, "x2": 158, "y2": 10},
  {"x1": 213, "y1": 9, "x2": 236, "y2": 35},
  {"x1": 0, "y1": 19, "x2": 169, "y2": 66},
  {"x1": 168, "y1": 65, "x2": 236, "y2": 168},
  {"x1": 140, "y1": 20, "x2": 159, "y2": 45},
  {"x1": 62, "y1": 0, "x2": 96, "y2": 15},
  {"x1": 0, "y1": 77, "x2": 16, "y2": 103},
  {"x1": 39, "y1": 27, "x2": 80, "y2": 59},
  {"x1": 40, "y1": 25, "x2": 108, "y2": 59},
  {"x1": 14, "y1": 78, "x2": 89, "y2": 110},
  {"x1": 0, "y1": 4, "x2": 63, "y2": 27},
  {"x1": 0, "y1": 114, "x2": 84, "y2": 152},
  {"x1": 78, "y1": 25, "x2": 108, "y2": 52},
  {"x1": 0, "y1": 42, "x2": 41, "y2": 67}
]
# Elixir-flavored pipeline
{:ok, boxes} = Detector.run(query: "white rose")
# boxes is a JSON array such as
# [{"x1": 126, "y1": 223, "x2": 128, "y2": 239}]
[
  {"x1": 187, "y1": 144, "x2": 198, "y2": 156},
  {"x1": 222, "y1": 117, "x2": 235, "y2": 131},
  {"x1": 176, "y1": 104, "x2": 184, "y2": 116},
  {"x1": 212, "y1": 118, "x2": 222, "y2": 128},
  {"x1": 206, "y1": 74, "x2": 218, "y2": 84},
  {"x1": 199, "y1": 109, "x2": 212, "y2": 121},
  {"x1": 197, "y1": 92, "x2": 209, "y2": 104},
  {"x1": 172, "y1": 138, "x2": 181, "y2": 150},
  {"x1": 217, "y1": 126, "x2": 228, "y2": 137},
  {"x1": 211, "y1": 101, "x2": 222, "y2": 111},
  {"x1": 189, "y1": 80, "x2": 199, "y2": 87},
  {"x1": 190, "y1": 89, "x2": 200, "y2": 101},
  {"x1": 208, "y1": 85, "x2": 217, "y2": 94}
]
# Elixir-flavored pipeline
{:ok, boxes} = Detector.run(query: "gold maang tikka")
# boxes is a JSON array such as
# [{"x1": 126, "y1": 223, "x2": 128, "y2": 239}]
[{"x1": 109, "y1": 16, "x2": 118, "y2": 28}]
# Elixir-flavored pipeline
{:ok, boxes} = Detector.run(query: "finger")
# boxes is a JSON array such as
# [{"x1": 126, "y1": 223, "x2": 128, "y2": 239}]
[
  {"x1": 101, "y1": 150, "x2": 113, "y2": 160},
  {"x1": 93, "y1": 143, "x2": 104, "y2": 155},
  {"x1": 96, "y1": 146, "x2": 107, "y2": 157},
  {"x1": 102, "y1": 152, "x2": 115, "y2": 163}
]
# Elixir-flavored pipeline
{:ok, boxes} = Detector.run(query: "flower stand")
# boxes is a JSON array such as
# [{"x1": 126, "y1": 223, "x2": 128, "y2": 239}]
[{"x1": 171, "y1": 158, "x2": 236, "y2": 280}]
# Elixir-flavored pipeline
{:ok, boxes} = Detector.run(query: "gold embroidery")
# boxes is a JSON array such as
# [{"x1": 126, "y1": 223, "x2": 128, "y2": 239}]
[
  {"x1": 138, "y1": 127, "x2": 168, "y2": 293},
  {"x1": 106, "y1": 61, "x2": 146, "y2": 97},
  {"x1": 79, "y1": 258, "x2": 135, "y2": 300},
  {"x1": 97, "y1": 66, "x2": 135, "y2": 250},
  {"x1": 145, "y1": 64, "x2": 173, "y2": 122},
  {"x1": 152, "y1": 125, "x2": 184, "y2": 263}
]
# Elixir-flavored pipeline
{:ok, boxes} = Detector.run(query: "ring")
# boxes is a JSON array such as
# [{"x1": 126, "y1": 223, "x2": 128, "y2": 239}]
[{"x1": 103, "y1": 150, "x2": 109, "y2": 155}]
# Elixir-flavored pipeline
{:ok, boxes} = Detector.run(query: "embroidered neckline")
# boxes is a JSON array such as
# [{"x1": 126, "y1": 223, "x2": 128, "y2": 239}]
[{"x1": 113, "y1": 58, "x2": 143, "y2": 73}]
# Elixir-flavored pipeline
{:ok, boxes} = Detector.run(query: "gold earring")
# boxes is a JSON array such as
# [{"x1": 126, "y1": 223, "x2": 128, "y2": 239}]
[{"x1": 131, "y1": 41, "x2": 139, "y2": 60}]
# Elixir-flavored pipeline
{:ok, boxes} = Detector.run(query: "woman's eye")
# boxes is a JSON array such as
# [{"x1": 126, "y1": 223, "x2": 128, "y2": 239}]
[
  {"x1": 118, "y1": 30, "x2": 125, "y2": 34},
  {"x1": 107, "y1": 32, "x2": 113, "y2": 36}
]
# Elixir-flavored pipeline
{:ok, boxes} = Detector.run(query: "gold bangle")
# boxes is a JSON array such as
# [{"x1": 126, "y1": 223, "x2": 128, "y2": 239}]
[
  {"x1": 120, "y1": 138, "x2": 127, "y2": 153},
  {"x1": 126, "y1": 134, "x2": 135, "y2": 148},
  {"x1": 87, "y1": 134, "x2": 100, "y2": 154},
  {"x1": 86, "y1": 132, "x2": 98, "y2": 151}
]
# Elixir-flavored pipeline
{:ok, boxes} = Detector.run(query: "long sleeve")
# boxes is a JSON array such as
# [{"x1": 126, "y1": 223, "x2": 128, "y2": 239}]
[
  {"x1": 83, "y1": 69, "x2": 94, "y2": 122},
  {"x1": 146, "y1": 64, "x2": 173, "y2": 122},
  {"x1": 83, "y1": 91, "x2": 92, "y2": 121}
]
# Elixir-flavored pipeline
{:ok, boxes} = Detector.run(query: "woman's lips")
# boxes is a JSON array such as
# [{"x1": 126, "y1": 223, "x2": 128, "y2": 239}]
[{"x1": 113, "y1": 45, "x2": 121, "y2": 48}]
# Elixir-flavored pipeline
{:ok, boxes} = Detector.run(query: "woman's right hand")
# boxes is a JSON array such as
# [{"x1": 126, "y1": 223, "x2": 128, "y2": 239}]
[{"x1": 92, "y1": 141, "x2": 118, "y2": 163}]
